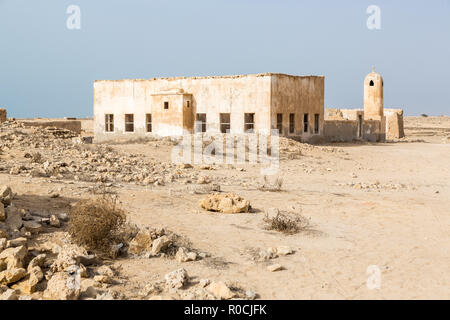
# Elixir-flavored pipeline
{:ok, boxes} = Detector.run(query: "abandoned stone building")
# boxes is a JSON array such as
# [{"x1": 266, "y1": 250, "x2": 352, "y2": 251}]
[
  {"x1": 323, "y1": 68, "x2": 404, "y2": 142},
  {"x1": 93, "y1": 69, "x2": 403, "y2": 143},
  {"x1": 93, "y1": 73, "x2": 324, "y2": 143}
]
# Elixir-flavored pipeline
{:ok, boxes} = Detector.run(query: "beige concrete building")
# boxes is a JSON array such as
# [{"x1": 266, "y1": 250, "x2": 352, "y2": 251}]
[{"x1": 93, "y1": 73, "x2": 325, "y2": 143}]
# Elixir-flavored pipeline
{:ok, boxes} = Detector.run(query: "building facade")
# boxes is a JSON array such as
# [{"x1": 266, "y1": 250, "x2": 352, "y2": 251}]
[
  {"x1": 323, "y1": 68, "x2": 404, "y2": 142},
  {"x1": 93, "y1": 73, "x2": 325, "y2": 142}
]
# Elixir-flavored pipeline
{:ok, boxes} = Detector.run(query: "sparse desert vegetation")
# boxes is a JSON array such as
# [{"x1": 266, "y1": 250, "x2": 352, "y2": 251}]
[{"x1": 1, "y1": 117, "x2": 450, "y2": 300}]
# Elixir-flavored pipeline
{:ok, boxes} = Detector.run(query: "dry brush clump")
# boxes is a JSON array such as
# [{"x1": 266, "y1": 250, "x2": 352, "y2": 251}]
[
  {"x1": 258, "y1": 176, "x2": 284, "y2": 192},
  {"x1": 263, "y1": 209, "x2": 311, "y2": 235},
  {"x1": 68, "y1": 195, "x2": 127, "y2": 255}
]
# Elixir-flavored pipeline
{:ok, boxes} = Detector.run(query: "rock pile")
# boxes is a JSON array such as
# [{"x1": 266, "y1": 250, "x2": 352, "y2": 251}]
[{"x1": 0, "y1": 121, "x2": 204, "y2": 186}]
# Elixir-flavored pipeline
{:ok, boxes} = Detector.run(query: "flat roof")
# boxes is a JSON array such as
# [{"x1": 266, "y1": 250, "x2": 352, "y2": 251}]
[{"x1": 94, "y1": 73, "x2": 324, "y2": 82}]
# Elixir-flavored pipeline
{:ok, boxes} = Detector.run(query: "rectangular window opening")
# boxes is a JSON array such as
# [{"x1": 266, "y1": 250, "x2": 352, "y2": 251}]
[
  {"x1": 303, "y1": 113, "x2": 309, "y2": 133},
  {"x1": 125, "y1": 114, "x2": 134, "y2": 132},
  {"x1": 276, "y1": 113, "x2": 283, "y2": 134},
  {"x1": 220, "y1": 113, "x2": 231, "y2": 133},
  {"x1": 196, "y1": 113, "x2": 207, "y2": 133},
  {"x1": 244, "y1": 113, "x2": 255, "y2": 132},
  {"x1": 164, "y1": 101, "x2": 169, "y2": 109},
  {"x1": 314, "y1": 114, "x2": 319, "y2": 134},
  {"x1": 289, "y1": 113, "x2": 295, "y2": 134},
  {"x1": 146, "y1": 114, "x2": 152, "y2": 133},
  {"x1": 105, "y1": 114, "x2": 114, "y2": 132}
]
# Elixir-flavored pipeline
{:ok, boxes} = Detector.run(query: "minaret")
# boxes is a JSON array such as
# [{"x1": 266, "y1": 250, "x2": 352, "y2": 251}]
[{"x1": 363, "y1": 67, "x2": 384, "y2": 120}]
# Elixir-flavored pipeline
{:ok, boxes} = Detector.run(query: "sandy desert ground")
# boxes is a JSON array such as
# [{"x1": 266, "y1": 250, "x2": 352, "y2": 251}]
[{"x1": 0, "y1": 116, "x2": 449, "y2": 300}]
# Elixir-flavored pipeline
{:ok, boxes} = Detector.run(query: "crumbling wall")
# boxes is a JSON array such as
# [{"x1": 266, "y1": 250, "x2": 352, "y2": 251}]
[
  {"x1": 385, "y1": 108, "x2": 405, "y2": 139},
  {"x1": 324, "y1": 120, "x2": 358, "y2": 142},
  {"x1": 21, "y1": 120, "x2": 82, "y2": 134},
  {"x1": 0, "y1": 108, "x2": 6, "y2": 123},
  {"x1": 363, "y1": 119, "x2": 385, "y2": 142}
]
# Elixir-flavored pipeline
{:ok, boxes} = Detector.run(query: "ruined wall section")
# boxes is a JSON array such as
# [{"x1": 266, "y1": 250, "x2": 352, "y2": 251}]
[{"x1": 0, "y1": 109, "x2": 6, "y2": 123}]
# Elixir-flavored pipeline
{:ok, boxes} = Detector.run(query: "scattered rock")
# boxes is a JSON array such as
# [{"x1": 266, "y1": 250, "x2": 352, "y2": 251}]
[
  {"x1": 206, "y1": 281, "x2": 235, "y2": 300},
  {"x1": 151, "y1": 235, "x2": 171, "y2": 255},
  {"x1": 165, "y1": 268, "x2": 189, "y2": 289},
  {"x1": 0, "y1": 288, "x2": 18, "y2": 300},
  {"x1": 276, "y1": 246, "x2": 293, "y2": 256},
  {"x1": 97, "y1": 265, "x2": 115, "y2": 278},
  {"x1": 128, "y1": 230, "x2": 152, "y2": 255},
  {"x1": 43, "y1": 272, "x2": 81, "y2": 300},
  {"x1": 200, "y1": 193, "x2": 251, "y2": 213},
  {"x1": 7, "y1": 237, "x2": 27, "y2": 247},
  {"x1": 175, "y1": 247, "x2": 197, "y2": 263},
  {"x1": 49, "y1": 215, "x2": 60, "y2": 227},
  {"x1": 0, "y1": 245, "x2": 27, "y2": 269},
  {"x1": 0, "y1": 267, "x2": 27, "y2": 285},
  {"x1": 0, "y1": 186, "x2": 13, "y2": 206},
  {"x1": 27, "y1": 254, "x2": 46, "y2": 272},
  {"x1": 267, "y1": 264, "x2": 283, "y2": 272}
]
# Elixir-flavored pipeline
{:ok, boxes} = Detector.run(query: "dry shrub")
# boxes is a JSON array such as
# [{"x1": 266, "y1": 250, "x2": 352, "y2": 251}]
[
  {"x1": 68, "y1": 195, "x2": 126, "y2": 254},
  {"x1": 264, "y1": 211, "x2": 310, "y2": 235},
  {"x1": 258, "y1": 176, "x2": 284, "y2": 192}
]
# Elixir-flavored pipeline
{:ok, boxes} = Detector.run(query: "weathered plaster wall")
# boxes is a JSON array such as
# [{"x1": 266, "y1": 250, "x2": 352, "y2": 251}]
[
  {"x1": 324, "y1": 120, "x2": 358, "y2": 142},
  {"x1": 363, "y1": 119, "x2": 385, "y2": 142},
  {"x1": 94, "y1": 74, "x2": 273, "y2": 142},
  {"x1": 270, "y1": 74, "x2": 324, "y2": 140},
  {"x1": 385, "y1": 108, "x2": 405, "y2": 139}
]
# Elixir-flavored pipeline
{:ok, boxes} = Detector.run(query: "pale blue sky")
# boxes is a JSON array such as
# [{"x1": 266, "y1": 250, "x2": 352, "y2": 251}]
[{"x1": 0, "y1": 0, "x2": 449, "y2": 118}]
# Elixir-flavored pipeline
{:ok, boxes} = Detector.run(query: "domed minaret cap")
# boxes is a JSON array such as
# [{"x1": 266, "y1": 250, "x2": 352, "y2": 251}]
[{"x1": 366, "y1": 66, "x2": 383, "y2": 82}]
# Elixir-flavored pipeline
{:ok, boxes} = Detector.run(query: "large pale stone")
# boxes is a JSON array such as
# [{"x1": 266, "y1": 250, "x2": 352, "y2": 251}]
[
  {"x1": 0, "y1": 245, "x2": 27, "y2": 269},
  {"x1": 151, "y1": 235, "x2": 171, "y2": 255},
  {"x1": 206, "y1": 281, "x2": 235, "y2": 300},
  {"x1": 200, "y1": 193, "x2": 250, "y2": 214},
  {"x1": 43, "y1": 272, "x2": 81, "y2": 300},
  {"x1": 0, "y1": 186, "x2": 13, "y2": 206},
  {"x1": 128, "y1": 230, "x2": 152, "y2": 255},
  {"x1": 165, "y1": 268, "x2": 188, "y2": 289},
  {"x1": 0, "y1": 267, "x2": 27, "y2": 285}
]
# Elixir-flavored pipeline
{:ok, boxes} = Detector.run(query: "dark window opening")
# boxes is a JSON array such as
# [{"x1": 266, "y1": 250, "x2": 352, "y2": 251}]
[
  {"x1": 220, "y1": 113, "x2": 230, "y2": 133},
  {"x1": 369, "y1": 80, "x2": 374, "y2": 86},
  {"x1": 105, "y1": 114, "x2": 114, "y2": 132},
  {"x1": 303, "y1": 113, "x2": 309, "y2": 133},
  {"x1": 164, "y1": 101, "x2": 169, "y2": 109},
  {"x1": 314, "y1": 114, "x2": 320, "y2": 134},
  {"x1": 244, "y1": 113, "x2": 255, "y2": 132},
  {"x1": 125, "y1": 114, "x2": 134, "y2": 132},
  {"x1": 146, "y1": 114, "x2": 152, "y2": 132},
  {"x1": 276, "y1": 113, "x2": 283, "y2": 134},
  {"x1": 196, "y1": 113, "x2": 207, "y2": 133},
  {"x1": 358, "y1": 114, "x2": 363, "y2": 138},
  {"x1": 289, "y1": 113, "x2": 295, "y2": 134},
  {"x1": 186, "y1": 101, "x2": 191, "y2": 108}
]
